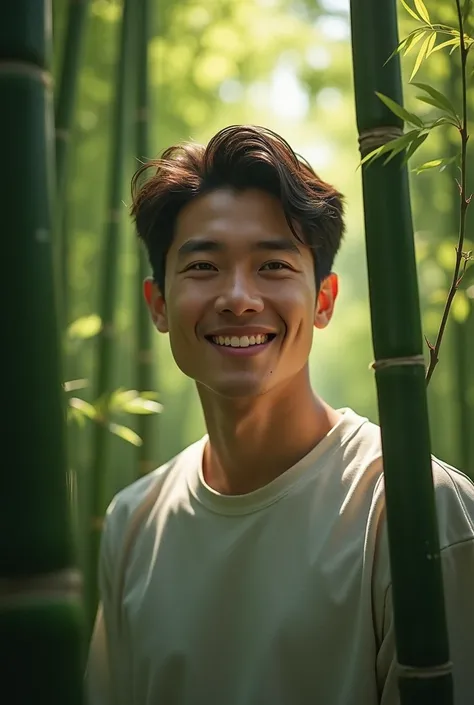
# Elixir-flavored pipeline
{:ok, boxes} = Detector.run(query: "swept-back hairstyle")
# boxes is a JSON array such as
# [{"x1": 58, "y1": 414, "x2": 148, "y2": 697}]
[{"x1": 131, "y1": 125, "x2": 345, "y2": 293}]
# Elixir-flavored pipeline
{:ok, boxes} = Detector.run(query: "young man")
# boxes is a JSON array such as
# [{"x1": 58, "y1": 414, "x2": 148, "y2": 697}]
[{"x1": 86, "y1": 125, "x2": 474, "y2": 705}]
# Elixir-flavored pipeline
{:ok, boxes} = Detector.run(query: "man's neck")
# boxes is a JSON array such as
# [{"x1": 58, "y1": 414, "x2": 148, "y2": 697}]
[{"x1": 198, "y1": 368, "x2": 341, "y2": 495}]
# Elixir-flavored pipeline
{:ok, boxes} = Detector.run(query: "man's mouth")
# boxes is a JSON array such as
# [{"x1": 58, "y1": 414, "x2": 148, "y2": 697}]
[{"x1": 207, "y1": 333, "x2": 277, "y2": 349}]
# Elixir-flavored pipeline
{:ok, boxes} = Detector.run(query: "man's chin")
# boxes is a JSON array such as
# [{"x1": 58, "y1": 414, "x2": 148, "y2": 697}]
[{"x1": 196, "y1": 375, "x2": 274, "y2": 401}]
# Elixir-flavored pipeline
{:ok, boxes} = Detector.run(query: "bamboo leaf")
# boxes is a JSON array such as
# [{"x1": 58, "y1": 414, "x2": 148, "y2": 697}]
[
  {"x1": 412, "y1": 82, "x2": 458, "y2": 116},
  {"x1": 108, "y1": 388, "x2": 163, "y2": 414},
  {"x1": 108, "y1": 387, "x2": 136, "y2": 411},
  {"x1": 416, "y1": 96, "x2": 459, "y2": 122},
  {"x1": 359, "y1": 145, "x2": 384, "y2": 167},
  {"x1": 425, "y1": 32, "x2": 437, "y2": 57},
  {"x1": 384, "y1": 31, "x2": 421, "y2": 64},
  {"x1": 63, "y1": 378, "x2": 89, "y2": 392},
  {"x1": 375, "y1": 92, "x2": 424, "y2": 126},
  {"x1": 404, "y1": 30, "x2": 427, "y2": 55},
  {"x1": 410, "y1": 34, "x2": 431, "y2": 80},
  {"x1": 429, "y1": 116, "x2": 459, "y2": 128},
  {"x1": 413, "y1": 156, "x2": 458, "y2": 174},
  {"x1": 401, "y1": 133, "x2": 428, "y2": 163},
  {"x1": 414, "y1": 0, "x2": 431, "y2": 24},
  {"x1": 400, "y1": 0, "x2": 422, "y2": 21},
  {"x1": 430, "y1": 38, "x2": 460, "y2": 54},
  {"x1": 120, "y1": 397, "x2": 163, "y2": 414},
  {"x1": 379, "y1": 133, "x2": 422, "y2": 164},
  {"x1": 414, "y1": 158, "x2": 443, "y2": 172},
  {"x1": 360, "y1": 130, "x2": 420, "y2": 167},
  {"x1": 108, "y1": 423, "x2": 142, "y2": 446},
  {"x1": 381, "y1": 132, "x2": 426, "y2": 166},
  {"x1": 69, "y1": 397, "x2": 97, "y2": 420},
  {"x1": 139, "y1": 391, "x2": 161, "y2": 400}
]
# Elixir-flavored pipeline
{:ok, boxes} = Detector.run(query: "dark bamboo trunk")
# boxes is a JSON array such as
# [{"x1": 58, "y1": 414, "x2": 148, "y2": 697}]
[
  {"x1": 54, "y1": 0, "x2": 90, "y2": 328},
  {"x1": 88, "y1": 0, "x2": 135, "y2": 631},
  {"x1": 349, "y1": 1, "x2": 453, "y2": 702},
  {"x1": 0, "y1": 1, "x2": 83, "y2": 702},
  {"x1": 135, "y1": 0, "x2": 156, "y2": 479},
  {"x1": 55, "y1": 0, "x2": 90, "y2": 198}
]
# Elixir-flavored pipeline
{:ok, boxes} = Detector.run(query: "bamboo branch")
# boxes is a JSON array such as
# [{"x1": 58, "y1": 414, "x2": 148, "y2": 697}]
[{"x1": 425, "y1": 0, "x2": 471, "y2": 386}]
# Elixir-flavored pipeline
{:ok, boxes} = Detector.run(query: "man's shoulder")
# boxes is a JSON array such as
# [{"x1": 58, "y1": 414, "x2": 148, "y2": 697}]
[
  {"x1": 345, "y1": 415, "x2": 474, "y2": 549},
  {"x1": 370, "y1": 453, "x2": 474, "y2": 563},
  {"x1": 102, "y1": 436, "x2": 206, "y2": 544},
  {"x1": 430, "y1": 457, "x2": 474, "y2": 548},
  {"x1": 350, "y1": 415, "x2": 474, "y2": 534}
]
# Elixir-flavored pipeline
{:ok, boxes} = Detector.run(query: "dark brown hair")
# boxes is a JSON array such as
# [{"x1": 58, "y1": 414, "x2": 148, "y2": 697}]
[{"x1": 131, "y1": 124, "x2": 345, "y2": 293}]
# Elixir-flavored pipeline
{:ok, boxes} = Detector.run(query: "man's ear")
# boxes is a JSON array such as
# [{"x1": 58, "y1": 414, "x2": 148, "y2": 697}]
[
  {"x1": 314, "y1": 273, "x2": 338, "y2": 330},
  {"x1": 143, "y1": 277, "x2": 168, "y2": 333}
]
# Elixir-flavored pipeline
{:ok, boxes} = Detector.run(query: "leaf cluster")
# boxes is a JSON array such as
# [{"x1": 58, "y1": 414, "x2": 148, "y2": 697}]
[
  {"x1": 361, "y1": 0, "x2": 472, "y2": 173},
  {"x1": 67, "y1": 387, "x2": 163, "y2": 446}
]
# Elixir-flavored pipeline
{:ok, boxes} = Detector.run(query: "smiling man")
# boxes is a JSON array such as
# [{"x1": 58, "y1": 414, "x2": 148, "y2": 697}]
[{"x1": 86, "y1": 125, "x2": 474, "y2": 705}]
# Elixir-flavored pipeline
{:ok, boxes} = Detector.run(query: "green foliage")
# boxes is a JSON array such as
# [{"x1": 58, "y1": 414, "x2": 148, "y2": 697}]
[
  {"x1": 360, "y1": 0, "x2": 473, "y2": 386},
  {"x1": 66, "y1": 388, "x2": 162, "y2": 446},
  {"x1": 64, "y1": 313, "x2": 162, "y2": 445}
]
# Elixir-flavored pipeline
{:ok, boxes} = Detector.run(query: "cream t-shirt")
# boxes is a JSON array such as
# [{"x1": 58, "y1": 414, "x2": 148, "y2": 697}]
[{"x1": 86, "y1": 408, "x2": 474, "y2": 705}]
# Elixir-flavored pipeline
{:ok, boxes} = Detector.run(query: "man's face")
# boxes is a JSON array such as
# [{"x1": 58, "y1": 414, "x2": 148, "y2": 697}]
[{"x1": 144, "y1": 188, "x2": 338, "y2": 399}]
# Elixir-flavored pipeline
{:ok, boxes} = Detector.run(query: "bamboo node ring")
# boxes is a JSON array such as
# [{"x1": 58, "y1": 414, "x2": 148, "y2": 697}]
[
  {"x1": 0, "y1": 568, "x2": 82, "y2": 606},
  {"x1": 358, "y1": 126, "x2": 403, "y2": 157},
  {"x1": 397, "y1": 661, "x2": 453, "y2": 679},
  {"x1": 370, "y1": 354, "x2": 425, "y2": 370},
  {"x1": 0, "y1": 61, "x2": 52, "y2": 87}
]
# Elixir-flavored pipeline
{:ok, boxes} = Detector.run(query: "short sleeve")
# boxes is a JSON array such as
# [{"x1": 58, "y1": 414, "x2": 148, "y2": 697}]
[
  {"x1": 376, "y1": 539, "x2": 474, "y2": 705},
  {"x1": 85, "y1": 510, "x2": 117, "y2": 705}
]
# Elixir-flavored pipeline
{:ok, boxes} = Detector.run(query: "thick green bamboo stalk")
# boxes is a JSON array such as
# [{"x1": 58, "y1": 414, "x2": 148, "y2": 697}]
[
  {"x1": 135, "y1": 0, "x2": 156, "y2": 479},
  {"x1": 88, "y1": 0, "x2": 135, "y2": 630},
  {"x1": 55, "y1": 0, "x2": 90, "y2": 198},
  {"x1": 349, "y1": 1, "x2": 453, "y2": 703},
  {"x1": 54, "y1": 0, "x2": 90, "y2": 327},
  {"x1": 0, "y1": 1, "x2": 83, "y2": 703}
]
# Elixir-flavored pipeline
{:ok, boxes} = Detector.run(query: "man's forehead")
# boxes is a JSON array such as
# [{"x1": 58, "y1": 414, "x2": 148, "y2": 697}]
[{"x1": 175, "y1": 236, "x2": 303, "y2": 259}]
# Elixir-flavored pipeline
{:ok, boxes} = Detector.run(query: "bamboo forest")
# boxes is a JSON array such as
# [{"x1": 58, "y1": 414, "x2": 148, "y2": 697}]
[{"x1": 1, "y1": 0, "x2": 473, "y2": 704}]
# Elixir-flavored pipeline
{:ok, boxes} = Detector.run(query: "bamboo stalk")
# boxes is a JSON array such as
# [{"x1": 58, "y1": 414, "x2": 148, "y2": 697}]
[
  {"x1": 54, "y1": 0, "x2": 90, "y2": 327},
  {"x1": 55, "y1": 0, "x2": 90, "y2": 198},
  {"x1": 0, "y1": 0, "x2": 83, "y2": 702},
  {"x1": 135, "y1": 0, "x2": 156, "y2": 480},
  {"x1": 445, "y1": 64, "x2": 471, "y2": 475},
  {"x1": 425, "y1": 0, "x2": 470, "y2": 385},
  {"x1": 349, "y1": 1, "x2": 453, "y2": 702},
  {"x1": 88, "y1": 0, "x2": 135, "y2": 631}
]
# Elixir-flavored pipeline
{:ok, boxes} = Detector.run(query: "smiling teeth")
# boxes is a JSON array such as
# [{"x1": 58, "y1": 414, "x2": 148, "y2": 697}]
[{"x1": 212, "y1": 334, "x2": 269, "y2": 347}]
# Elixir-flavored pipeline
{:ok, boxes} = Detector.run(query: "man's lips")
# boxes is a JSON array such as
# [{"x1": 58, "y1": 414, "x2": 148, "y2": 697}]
[
  {"x1": 204, "y1": 327, "x2": 278, "y2": 338},
  {"x1": 202, "y1": 326, "x2": 280, "y2": 356},
  {"x1": 205, "y1": 334, "x2": 276, "y2": 356}
]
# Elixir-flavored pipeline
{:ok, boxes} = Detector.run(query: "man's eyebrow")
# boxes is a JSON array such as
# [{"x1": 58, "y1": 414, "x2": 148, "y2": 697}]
[
  {"x1": 177, "y1": 239, "x2": 223, "y2": 257},
  {"x1": 254, "y1": 238, "x2": 301, "y2": 255},
  {"x1": 177, "y1": 237, "x2": 301, "y2": 257}
]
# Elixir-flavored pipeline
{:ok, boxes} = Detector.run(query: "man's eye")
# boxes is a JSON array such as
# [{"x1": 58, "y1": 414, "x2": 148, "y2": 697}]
[
  {"x1": 261, "y1": 261, "x2": 291, "y2": 271},
  {"x1": 187, "y1": 262, "x2": 216, "y2": 271}
]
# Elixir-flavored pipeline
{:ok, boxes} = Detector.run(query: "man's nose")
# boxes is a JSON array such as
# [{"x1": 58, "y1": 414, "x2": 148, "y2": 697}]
[{"x1": 214, "y1": 271, "x2": 264, "y2": 316}]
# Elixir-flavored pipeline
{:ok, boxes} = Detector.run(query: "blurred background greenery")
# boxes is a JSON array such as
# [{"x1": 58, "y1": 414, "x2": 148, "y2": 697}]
[{"x1": 51, "y1": 0, "x2": 473, "y2": 624}]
